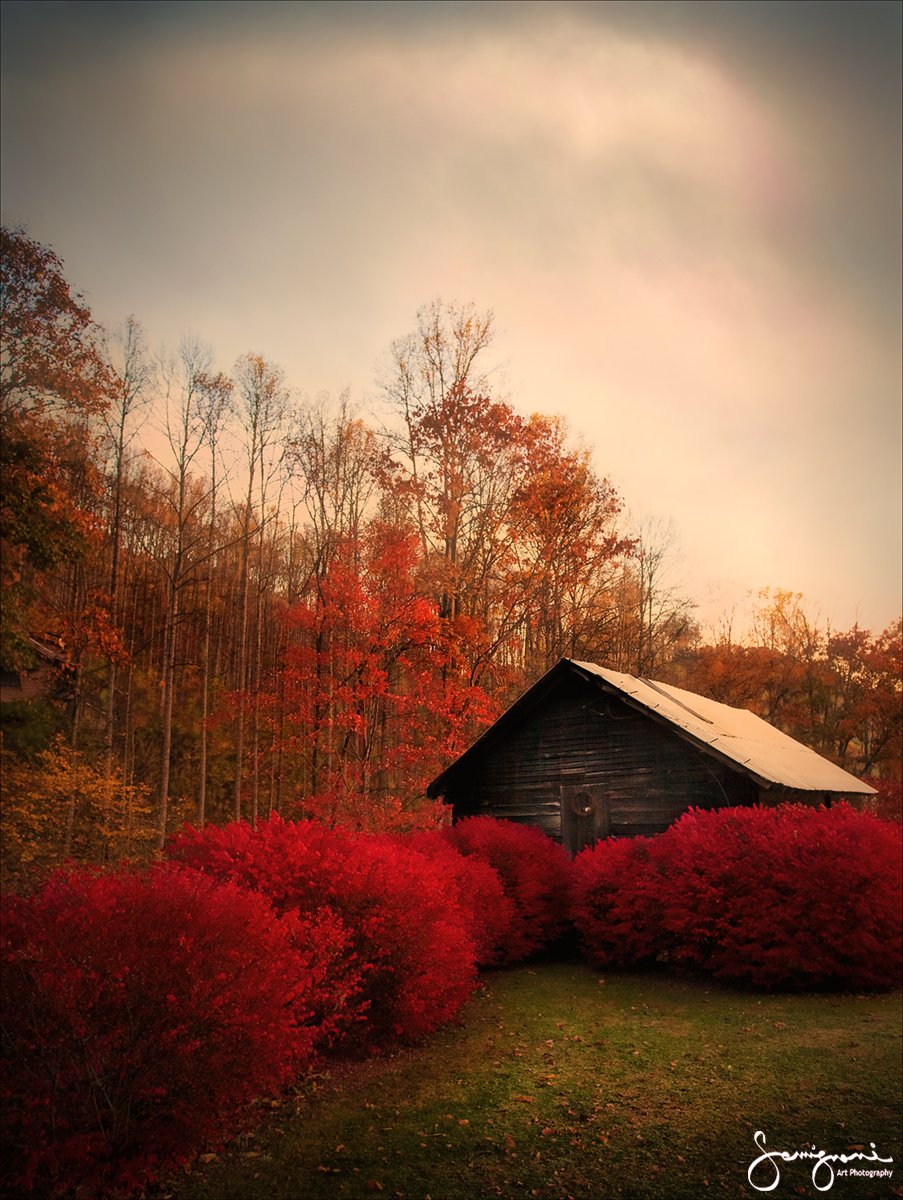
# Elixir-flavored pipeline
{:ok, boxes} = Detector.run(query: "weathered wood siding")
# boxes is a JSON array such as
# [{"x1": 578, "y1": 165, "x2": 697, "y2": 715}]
[
  {"x1": 0, "y1": 665, "x2": 56, "y2": 705},
  {"x1": 449, "y1": 676, "x2": 758, "y2": 851}
]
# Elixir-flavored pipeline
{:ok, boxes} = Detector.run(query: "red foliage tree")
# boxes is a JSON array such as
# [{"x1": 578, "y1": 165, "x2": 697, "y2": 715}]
[
  {"x1": 824, "y1": 618, "x2": 902, "y2": 780},
  {"x1": 267, "y1": 524, "x2": 496, "y2": 831}
]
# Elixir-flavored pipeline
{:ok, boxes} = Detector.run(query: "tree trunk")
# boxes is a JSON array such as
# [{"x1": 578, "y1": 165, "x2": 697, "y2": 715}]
[{"x1": 155, "y1": 586, "x2": 178, "y2": 851}]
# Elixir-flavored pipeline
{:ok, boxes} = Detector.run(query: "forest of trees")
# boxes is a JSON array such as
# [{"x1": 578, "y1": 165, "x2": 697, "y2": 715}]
[{"x1": 2, "y1": 225, "x2": 900, "y2": 886}]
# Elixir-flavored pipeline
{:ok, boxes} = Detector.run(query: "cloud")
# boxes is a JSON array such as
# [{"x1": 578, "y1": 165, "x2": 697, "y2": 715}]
[{"x1": 1, "y1": 0, "x2": 899, "y2": 631}]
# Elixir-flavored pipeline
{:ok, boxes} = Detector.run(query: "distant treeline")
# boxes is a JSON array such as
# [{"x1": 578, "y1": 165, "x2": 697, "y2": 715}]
[{"x1": 1, "y1": 224, "x2": 899, "y2": 884}]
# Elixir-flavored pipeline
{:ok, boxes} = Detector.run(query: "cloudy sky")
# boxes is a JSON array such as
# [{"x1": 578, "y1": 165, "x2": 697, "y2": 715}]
[{"x1": 2, "y1": 0, "x2": 900, "y2": 635}]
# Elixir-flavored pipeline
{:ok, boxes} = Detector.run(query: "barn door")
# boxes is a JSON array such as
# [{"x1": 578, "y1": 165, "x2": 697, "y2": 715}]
[{"x1": 561, "y1": 783, "x2": 610, "y2": 858}]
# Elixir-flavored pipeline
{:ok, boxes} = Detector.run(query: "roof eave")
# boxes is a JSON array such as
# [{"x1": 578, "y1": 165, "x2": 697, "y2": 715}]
[
  {"x1": 427, "y1": 657, "x2": 878, "y2": 799},
  {"x1": 426, "y1": 659, "x2": 579, "y2": 797}
]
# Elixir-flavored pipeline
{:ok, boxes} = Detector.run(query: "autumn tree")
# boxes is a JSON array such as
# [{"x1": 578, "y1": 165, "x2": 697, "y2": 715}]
[
  {"x1": 0, "y1": 225, "x2": 112, "y2": 669},
  {"x1": 270, "y1": 524, "x2": 495, "y2": 831},
  {"x1": 378, "y1": 301, "x2": 637, "y2": 701},
  {"x1": 686, "y1": 589, "x2": 826, "y2": 735},
  {"x1": 686, "y1": 591, "x2": 901, "y2": 791},
  {"x1": 379, "y1": 300, "x2": 501, "y2": 613},
  {"x1": 0, "y1": 737, "x2": 155, "y2": 890},
  {"x1": 822, "y1": 618, "x2": 902, "y2": 779},
  {"x1": 504, "y1": 414, "x2": 633, "y2": 679},
  {"x1": 603, "y1": 517, "x2": 697, "y2": 679},
  {"x1": 748, "y1": 587, "x2": 826, "y2": 732}
]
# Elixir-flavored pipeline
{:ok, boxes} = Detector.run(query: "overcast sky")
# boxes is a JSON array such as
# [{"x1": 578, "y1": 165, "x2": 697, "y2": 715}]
[{"x1": 2, "y1": 0, "x2": 900, "y2": 635}]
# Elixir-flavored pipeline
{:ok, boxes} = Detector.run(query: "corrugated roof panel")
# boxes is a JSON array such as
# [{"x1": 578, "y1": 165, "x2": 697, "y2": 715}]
[{"x1": 571, "y1": 662, "x2": 875, "y2": 794}]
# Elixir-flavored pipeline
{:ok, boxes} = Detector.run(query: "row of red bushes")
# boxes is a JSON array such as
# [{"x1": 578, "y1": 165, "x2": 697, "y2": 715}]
[
  {"x1": 0, "y1": 815, "x2": 568, "y2": 1196},
  {"x1": 570, "y1": 803, "x2": 903, "y2": 989},
  {"x1": 3, "y1": 805, "x2": 900, "y2": 1195}
]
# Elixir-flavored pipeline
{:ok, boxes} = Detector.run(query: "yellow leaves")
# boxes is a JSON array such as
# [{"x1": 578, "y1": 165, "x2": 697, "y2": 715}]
[{"x1": 0, "y1": 737, "x2": 155, "y2": 888}]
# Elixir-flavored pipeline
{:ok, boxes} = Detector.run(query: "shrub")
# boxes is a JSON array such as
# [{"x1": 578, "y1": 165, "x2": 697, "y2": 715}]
[
  {"x1": 168, "y1": 815, "x2": 479, "y2": 1045},
  {"x1": 442, "y1": 817, "x2": 571, "y2": 964},
  {"x1": 663, "y1": 803, "x2": 903, "y2": 988},
  {"x1": 569, "y1": 835, "x2": 667, "y2": 968},
  {"x1": 402, "y1": 829, "x2": 516, "y2": 966},
  {"x1": 1, "y1": 865, "x2": 340, "y2": 1197},
  {"x1": 570, "y1": 804, "x2": 903, "y2": 989}
]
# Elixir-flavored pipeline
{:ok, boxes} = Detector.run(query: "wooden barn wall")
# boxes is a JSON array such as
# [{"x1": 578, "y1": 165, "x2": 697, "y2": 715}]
[
  {"x1": 0, "y1": 666, "x2": 55, "y2": 704},
  {"x1": 449, "y1": 677, "x2": 758, "y2": 841}
]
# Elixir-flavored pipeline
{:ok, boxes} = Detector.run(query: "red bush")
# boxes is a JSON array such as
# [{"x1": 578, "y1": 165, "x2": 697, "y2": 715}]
[
  {"x1": 663, "y1": 804, "x2": 903, "y2": 988},
  {"x1": 0, "y1": 865, "x2": 340, "y2": 1196},
  {"x1": 402, "y1": 830, "x2": 516, "y2": 966},
  {"x1": 569, "y1": 836, "x2": 667, "y2": 968},
  {"x1": 168, "y1": 815, "x2": 478, "y2": 1045},
  {"x1": 442, "y1": 817, "x2": 571, "y2": 964},
  {"x1": 570, "y1": 804, "x2": 903, "y2": 989}
]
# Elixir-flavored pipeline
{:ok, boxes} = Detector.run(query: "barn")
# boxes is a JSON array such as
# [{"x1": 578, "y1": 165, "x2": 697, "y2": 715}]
[
  {"x1": 0, "y1": 636, "x2": 70, "y2": 706},
  {"x1": 427, "y1": 659, "x2": 877, "y2": 857}
]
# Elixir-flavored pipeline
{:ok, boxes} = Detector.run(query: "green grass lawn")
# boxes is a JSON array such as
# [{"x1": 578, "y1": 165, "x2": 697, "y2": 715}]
[{"x1": 170, "y1": 955, "x2": 902, "y2": 1200}]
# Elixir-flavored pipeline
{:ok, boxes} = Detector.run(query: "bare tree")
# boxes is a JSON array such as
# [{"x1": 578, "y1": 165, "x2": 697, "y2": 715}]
[
  {"x1": 230, "y1": 354, "x2": 291, "y2": 824},
  {"x1": 99, "y1": 317, "x2": 153, "y2": 780},
  {"x1": 287, "y1": 389, "x2": 380, "y2": 573},
  {"x1": 152, "y1": 335, "x2": 217, "y2": 849},
  {"x1": 378, "y1": 299, "x2": 497, "y2": 562},
  {"x1": 193, "y1": 371, "x2": 233, "y2": 826},
  {"x1": 630, "y1": 516, "x2": 697, "y2": 678}
]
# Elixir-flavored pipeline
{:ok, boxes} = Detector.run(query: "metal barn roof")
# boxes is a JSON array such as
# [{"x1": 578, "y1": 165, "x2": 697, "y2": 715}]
[
  {"x1": 570, "y1": 662, "x2": 875, "y2": 794},
  {"x1": 428, "y1": 658, "x2": 876, "y2": 797}
]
